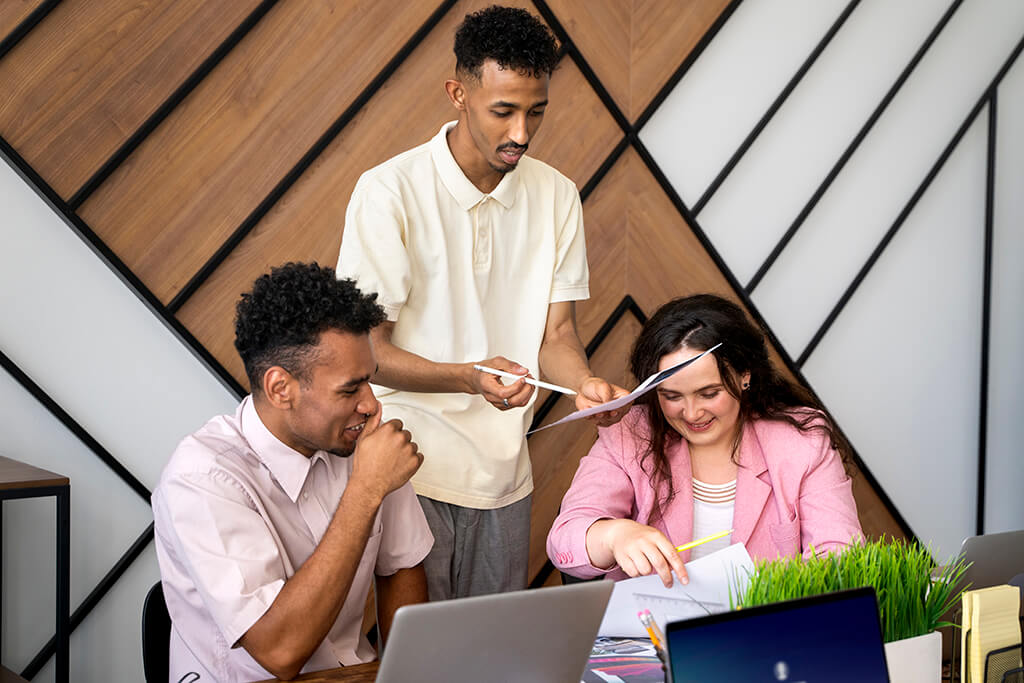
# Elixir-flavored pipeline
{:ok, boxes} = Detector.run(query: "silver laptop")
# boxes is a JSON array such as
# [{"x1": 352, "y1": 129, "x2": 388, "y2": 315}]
[{"x1": 375, "y1": 581, "x2": 613, "y2": 683}]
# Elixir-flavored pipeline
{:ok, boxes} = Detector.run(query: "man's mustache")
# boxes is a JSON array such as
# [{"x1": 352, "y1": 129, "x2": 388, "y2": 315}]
[{"x1": 498, "y1": 143, "x2": 528, "y2": 153}]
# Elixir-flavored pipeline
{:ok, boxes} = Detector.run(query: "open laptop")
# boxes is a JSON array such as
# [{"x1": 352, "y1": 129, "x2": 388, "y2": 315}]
[
  {"x1": 958, "y1": 530, "x2": 1024, "y2": 599},
  {"x1": 376, "y1": 580, "x2": 614, "y2": 683},
  {"x1": 665, "y1": 586, "x2": 889, "y2": 682}
]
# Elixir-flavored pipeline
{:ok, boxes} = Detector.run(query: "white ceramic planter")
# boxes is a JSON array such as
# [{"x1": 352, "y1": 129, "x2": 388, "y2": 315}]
[{"x1": 884, "y1": 630, "x2": 942, "y2": 683}]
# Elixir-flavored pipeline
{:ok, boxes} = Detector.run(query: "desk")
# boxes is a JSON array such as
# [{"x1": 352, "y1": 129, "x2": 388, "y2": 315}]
[
  {"x1": 0, "y1": 456, "x2": 70, "y2": 683},
  {"x1": 253, "y1": 661, "x2": 379, "y2": 682}
]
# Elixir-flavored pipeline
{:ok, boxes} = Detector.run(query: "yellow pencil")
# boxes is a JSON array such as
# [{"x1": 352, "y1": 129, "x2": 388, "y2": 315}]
[{"x1": 675, "y1": 528, "x2": 733, "y2": 553}]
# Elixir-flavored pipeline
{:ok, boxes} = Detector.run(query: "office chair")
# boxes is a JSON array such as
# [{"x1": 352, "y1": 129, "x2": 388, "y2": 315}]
[{"x1": 141, "y1": 581, "x2": 171, "y2": 683}]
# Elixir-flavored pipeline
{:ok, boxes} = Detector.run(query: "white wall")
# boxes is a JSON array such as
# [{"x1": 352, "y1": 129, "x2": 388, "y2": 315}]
[
  {"x1": 642, "y1": 0, "x2": 1024, "y2": 560},
  {"x1": 0, "y1": 155, "x2": 237, "y2": 681}
]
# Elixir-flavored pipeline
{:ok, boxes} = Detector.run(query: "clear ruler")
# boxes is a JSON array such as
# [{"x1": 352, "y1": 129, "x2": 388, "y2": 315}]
[{"x1": 632, "y1": 591, "x2": 726, "y2": 631}]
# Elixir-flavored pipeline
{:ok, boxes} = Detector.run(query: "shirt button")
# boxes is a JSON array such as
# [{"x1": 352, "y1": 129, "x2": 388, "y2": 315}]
[{"x1": 303, "y1": 492, "x2": 308, "y2": 500}]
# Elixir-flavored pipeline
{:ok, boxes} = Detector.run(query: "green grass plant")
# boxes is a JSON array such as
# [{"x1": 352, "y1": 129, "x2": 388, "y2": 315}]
[{"x1": 733, "y1": 537, "x2": 970, "y2": 643}]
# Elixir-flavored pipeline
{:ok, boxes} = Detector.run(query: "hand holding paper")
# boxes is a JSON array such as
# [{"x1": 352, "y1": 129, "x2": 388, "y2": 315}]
[{"x1": 529, "y1": 344, "x2": 722, "y2": 434}]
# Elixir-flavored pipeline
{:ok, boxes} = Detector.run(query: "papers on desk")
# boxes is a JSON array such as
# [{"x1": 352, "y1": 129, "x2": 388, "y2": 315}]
[
  {"x1": 597, "y1": 542, "x2": 754, "y2": 637},
  {"x1": 527, "y1": 344, "x2": 721, "y2": 434}
]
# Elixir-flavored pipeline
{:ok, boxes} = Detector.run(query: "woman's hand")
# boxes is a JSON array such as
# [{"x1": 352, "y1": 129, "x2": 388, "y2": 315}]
[{"x1": 586, "y1": 519, "x2": 689, "y2": 587}]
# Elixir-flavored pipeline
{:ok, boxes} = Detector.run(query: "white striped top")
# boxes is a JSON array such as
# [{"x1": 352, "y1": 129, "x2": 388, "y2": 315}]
[{"x1": 690, "y1": 478, "x2": 736, "y2": 560}]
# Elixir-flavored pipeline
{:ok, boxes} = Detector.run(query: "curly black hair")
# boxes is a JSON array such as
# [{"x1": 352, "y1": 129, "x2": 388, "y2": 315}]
[
  {"x1": 234, "y1": 262, "x2": 385, "y2": 393},
  {"x1": 454, "y1": 5, "x2": 559, "y2": 80}
]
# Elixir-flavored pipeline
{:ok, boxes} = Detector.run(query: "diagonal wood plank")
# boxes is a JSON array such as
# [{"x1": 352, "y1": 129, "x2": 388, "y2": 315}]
[
  {"x1": 0, "y1": 0, "x2": 44, "y2": 44},
  {"x1": 0, "y1": 0, "x2": 263, "y2": 199},
  {"x1": 543, "y1": 0, "x2": 630, "y2": 115},
  {"x1": 78, "y1": 0, "x2": 440, "y2": 303},
  {"x1": 630, "y1": 0, "x2": 734, "y2": 120},
  {"x1": 176, "y1": 0, "x2": 621, "y2": 388}
]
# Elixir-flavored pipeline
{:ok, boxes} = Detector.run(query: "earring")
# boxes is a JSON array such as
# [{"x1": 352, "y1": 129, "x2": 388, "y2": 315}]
[{"x1": 742, "y1": 382, "x2": 750, "y2": 389}]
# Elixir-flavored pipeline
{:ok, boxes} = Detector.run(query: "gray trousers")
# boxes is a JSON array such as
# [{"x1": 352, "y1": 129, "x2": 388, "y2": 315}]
[{"x1": 416, "y1": 494, "x2": 531, "y2": 601}]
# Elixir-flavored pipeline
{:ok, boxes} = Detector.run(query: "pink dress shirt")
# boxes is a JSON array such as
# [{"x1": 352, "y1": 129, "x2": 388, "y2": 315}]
[
  {"x1": 546, "y1": 406, "x2": 862, "y2": 580},
  {"x1": 152, "y1": 397, "x2": 433, "y2": 683}
]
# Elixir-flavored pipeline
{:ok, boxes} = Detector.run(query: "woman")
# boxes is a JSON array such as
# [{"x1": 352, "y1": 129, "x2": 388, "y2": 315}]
[{"x1": 546, "y1": 294, "x2": 862, "y2": 586}]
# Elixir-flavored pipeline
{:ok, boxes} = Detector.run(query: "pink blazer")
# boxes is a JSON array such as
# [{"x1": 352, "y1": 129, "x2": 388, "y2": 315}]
[{"x1": 546, "y1": 407, "x2": 863, "y2": 580}]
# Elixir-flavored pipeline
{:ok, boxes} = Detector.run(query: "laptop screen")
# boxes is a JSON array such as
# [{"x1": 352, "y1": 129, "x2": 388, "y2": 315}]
[{"x1": 665, "y1": 587, "x2": 889, "y2": 682}]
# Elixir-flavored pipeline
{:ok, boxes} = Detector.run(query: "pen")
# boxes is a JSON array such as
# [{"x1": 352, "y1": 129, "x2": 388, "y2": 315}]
[
  {"x1": 675, "y1": 528, "x2": 733, "y2": 553},
  {"x1": 472, "y1": 364, "x2": 578, "y2": 395}
]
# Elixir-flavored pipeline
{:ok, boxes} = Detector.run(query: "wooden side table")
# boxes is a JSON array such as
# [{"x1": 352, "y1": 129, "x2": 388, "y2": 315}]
[{"x1": 0, "y1": 456, "x2": 70, "y2": 683}]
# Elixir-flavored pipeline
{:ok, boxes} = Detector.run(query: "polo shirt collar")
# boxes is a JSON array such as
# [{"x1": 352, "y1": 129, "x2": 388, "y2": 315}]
[
  {"x1": 240, "y1": 396, "x2": 332, "y2": 503},
  {"x1": 430, "y1": 121, "x2": 520, "y2": 211}
]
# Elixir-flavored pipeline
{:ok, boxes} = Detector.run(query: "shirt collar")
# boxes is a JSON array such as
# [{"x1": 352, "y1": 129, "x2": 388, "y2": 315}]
[
  {"x1": 430, "y1": 121, "x2": 520, "y2": 211},
  {"x1": 240, "y1": 396, "x2": 332, "y2": 503}
]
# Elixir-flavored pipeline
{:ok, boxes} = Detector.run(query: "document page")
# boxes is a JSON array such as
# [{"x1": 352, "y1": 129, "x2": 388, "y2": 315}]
[{"x1": 597, "y1": 542, "x2": 754, "y2": 637}]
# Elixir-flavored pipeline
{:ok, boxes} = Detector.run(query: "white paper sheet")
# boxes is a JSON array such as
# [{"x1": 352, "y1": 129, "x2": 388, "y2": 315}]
[
  {"x1": 527, "y1": 343, "x2": 722, "y2": 434},
  {"x1": 596, "y1": 542, "x2": 755, "y2": 637}
]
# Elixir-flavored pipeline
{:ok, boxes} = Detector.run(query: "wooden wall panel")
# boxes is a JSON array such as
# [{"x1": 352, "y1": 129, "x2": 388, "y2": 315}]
[
  {"x1": 544, "y1": 0, "x2": 732, "y2": 120},
  {"x1": 177, "y1": 0, "x2": 621, "y2": 388},
  {"x1": 0, "y1": 0, "x2": 43, "y2": 42},
  {"x1": 77, "y1": 0, "x2": 439, "y2": 303},
  {"x1": 0, "y1": 0, "x2": 261, "y2": 198},
  {"x1": 630, "y1": 0, "x2": 733, "y2": 119},
  {"x1": 544, "y1": 0, "x2": 630, "y2": 115},
  {"x1": 527, "y1": 314, "x2": 641, "y2": 581}
]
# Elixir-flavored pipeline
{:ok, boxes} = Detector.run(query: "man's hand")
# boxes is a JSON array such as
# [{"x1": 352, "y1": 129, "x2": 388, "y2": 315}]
[
  {"x1": 592, "y1": 519, "x2": 689, "y2": 588},
  {"x1": 575, "y1": 376, "x2": 630, "y2": 427},
  {"x1": 349, "y1": 403, "x2": 423, "y2": 502},
  {"x1": 467, "y1": 356, "x2": 535, "y2": 411}
]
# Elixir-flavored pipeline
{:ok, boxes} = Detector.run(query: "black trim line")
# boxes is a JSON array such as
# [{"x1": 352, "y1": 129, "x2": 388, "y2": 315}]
[
  {"x1": 67, "y1": 0, "x2": 281, "y2": 210},
  {"x1": 579, "y1": 136, "x2": 628, "y2": 203},
  {"x1": 746, "y1": 0, "x2": 964, "y2": 294},
  {"x1": 977, "y1": 93, "x2": 995, "y2": 536},
  {"x1": 165, "y1": 0, "x2": 458, "y2": 314},
  {"x1": 0, "y1": 349, "x2": 151, "y2": 502},
  {"x1": 632, "y1": 0, "x2": 744, "y2": 132},
  {"x1": 0, "y1": 0, "x2": 62, "y2": 61},
  {"x1": 692, "y1": 0, "x2": 861, "y2": 216},
  {"x1": 0, "y1": 136, "x2": 246, "y2": 398},
  {"x1": 797, "y1": 35, "x2": 1024, "y2": 368},
  {"x1": 21, "y1": 524, "x2": 155, "y2": 680}
]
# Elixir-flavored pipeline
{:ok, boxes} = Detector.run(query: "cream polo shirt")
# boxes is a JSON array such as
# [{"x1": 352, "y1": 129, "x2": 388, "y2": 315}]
[{"x1": 338, "y1": 121, "x2": 589, "y2": 509}]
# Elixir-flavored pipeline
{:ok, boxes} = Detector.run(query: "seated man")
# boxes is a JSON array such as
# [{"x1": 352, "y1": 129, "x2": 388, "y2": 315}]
[{"x1": 152, "y1": 262, "x2": 432, "y2": 682}]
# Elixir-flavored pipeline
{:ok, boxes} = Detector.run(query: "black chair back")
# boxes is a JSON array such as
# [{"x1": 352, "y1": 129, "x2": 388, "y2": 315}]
[{"x1": 141, "y1": 581, "x2": 171, "y2": 683}]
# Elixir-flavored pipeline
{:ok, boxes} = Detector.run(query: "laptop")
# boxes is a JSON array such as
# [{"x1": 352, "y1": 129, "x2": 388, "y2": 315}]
[
  {"x1": 665, "y1": 587, "x2": 890, "y2": 682},
  {"x1": 375, "y1": 580, "x2": 614, "y2": 683},
  {"x1": 958, "y1": 530, "x2": 1024, "y2": 599}
]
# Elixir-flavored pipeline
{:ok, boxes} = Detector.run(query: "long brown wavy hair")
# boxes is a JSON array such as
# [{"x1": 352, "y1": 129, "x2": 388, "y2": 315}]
[{"x1": 629, "y1": 294, "x2": 852, "y2": 523}]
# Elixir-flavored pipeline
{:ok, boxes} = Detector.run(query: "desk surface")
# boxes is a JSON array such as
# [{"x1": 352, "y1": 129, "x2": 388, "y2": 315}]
[
  {"x1": 0, "y1": 456, "x2": 68, "y2": 490},
  {"x1": 254, "y1": 661, "x2": 379, "y2": 682}
]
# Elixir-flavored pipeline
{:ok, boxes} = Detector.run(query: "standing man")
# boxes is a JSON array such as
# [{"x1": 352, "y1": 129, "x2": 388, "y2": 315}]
[
  {"x1": 153, "y1": 263, "x2": 432, "y2": 682},
  {"x1": 338, "y1": 6, "x2": 627, "y2": 601}
]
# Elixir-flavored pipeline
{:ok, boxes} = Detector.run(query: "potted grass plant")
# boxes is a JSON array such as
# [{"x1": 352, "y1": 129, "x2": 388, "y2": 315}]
[{"x1": 733, "y1": 537, "x2": 970, "y2": 683}]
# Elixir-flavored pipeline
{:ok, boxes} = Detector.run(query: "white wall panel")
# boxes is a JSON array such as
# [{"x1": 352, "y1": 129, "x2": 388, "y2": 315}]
[
  {"x1": 32, "y1": 548, "x2": 160, "y2": 683},
  {"x1": 753, "y1": 0, "x2": 1024, "y2": 355},
  {"x1": 986, "y1": 56, "x2": 1024, "y2": 535},
  {"x1": 640, "y1": 0, "x2": 847, "y2": 206},
  {"x1": 0, "y1": 159, "x2": 237, "y2": 491},
  {"x1": 698, "y1": 0, "x2": 950, "y2": 285},
  {"x1": 0, "y1": 151, "x2": 238, "y2": 682},
  {"x1": 0, "y1": 368, "x2": 150, "y2": 674},
  {"x1": 802, "y1": 117, "x2": 986, "y2": 561}
]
